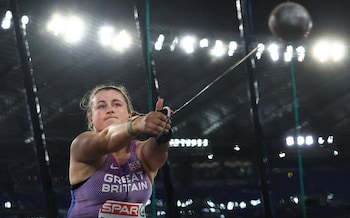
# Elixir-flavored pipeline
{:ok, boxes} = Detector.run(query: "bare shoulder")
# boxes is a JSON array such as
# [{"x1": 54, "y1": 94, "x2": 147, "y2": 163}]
[
  {"x1": 69, "y1": 155, "x2": 107, "y2": 185},
  {"x1": 70, "y1": 131, "x2": 103, "y2": 162},
  {"x1": 69, "y1": 131, "x2": 107, "y2": 185}
]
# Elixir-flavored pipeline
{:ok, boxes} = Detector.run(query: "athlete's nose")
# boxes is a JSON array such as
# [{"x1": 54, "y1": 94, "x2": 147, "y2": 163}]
[{"x1": 106, "y1": 104, "x2": 115, "y2": 114}]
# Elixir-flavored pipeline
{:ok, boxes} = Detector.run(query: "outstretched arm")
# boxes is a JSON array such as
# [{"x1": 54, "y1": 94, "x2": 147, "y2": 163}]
[{"x1": 70, "y1": 121, "x2": 134, "y2": 163}]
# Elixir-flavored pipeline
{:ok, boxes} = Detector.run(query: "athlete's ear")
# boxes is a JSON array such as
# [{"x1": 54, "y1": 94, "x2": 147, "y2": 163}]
[{"x1": 88, "y1": 115, "x2": 93, "y2": 128}]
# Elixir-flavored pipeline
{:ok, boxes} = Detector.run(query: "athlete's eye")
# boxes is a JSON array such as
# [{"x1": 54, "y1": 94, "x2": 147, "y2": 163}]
[
  {"x1": 97, "y1": 104, "x2": 106, "y2": 109},
  {"x1": 112, "y1": 101, "x2": 122, "y2": 107}
]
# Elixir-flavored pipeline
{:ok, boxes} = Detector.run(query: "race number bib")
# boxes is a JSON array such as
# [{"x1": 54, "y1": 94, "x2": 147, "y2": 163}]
[{"x1": 99, "y1": 200, "x2": 145, "y2": 218}]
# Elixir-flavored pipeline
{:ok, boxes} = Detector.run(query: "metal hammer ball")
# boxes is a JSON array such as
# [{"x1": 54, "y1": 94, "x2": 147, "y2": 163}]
[{"x1": 268, "y1": 2, "x2": 313, "y2": 41}]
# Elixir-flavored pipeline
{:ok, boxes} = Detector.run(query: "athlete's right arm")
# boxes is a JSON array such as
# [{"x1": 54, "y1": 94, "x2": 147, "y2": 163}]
[{"x1": 70, "y1": 122, "x2": 134, "y2": 163}]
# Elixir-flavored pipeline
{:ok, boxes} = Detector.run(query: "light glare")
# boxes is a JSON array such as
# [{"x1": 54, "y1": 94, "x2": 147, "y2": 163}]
[
  {"x1": 199, "y1": 38, "x2": 209, "y2": 48},
  {"x1": 305, "y1": 135, "x2": 314, "y2": 145},
  {"x1": 312, "y1": 40, "x2": 346, "y2": 62},
  {"x1": 297, "y1": 136, "x2": 305, "y2": 146},
  {"x1": 112, "y1": 30, "x2": 131, "y2": 52},
  {"x1": 1, "y1": 10, "x2": 12, "y2": 30},
  {"x1": 63, "y1": 16, "x2": 84, "y2": 43},
  {"x1": 210, "y1": 40, "x2": 225, "y2": 57},
  {"x1": 154, "y1": 34, "x2": 165, "y2": 51},
  {"x1": 286, "y1": 136, "x2": 294, "y2": 146},
  {"x1": 268, "y1": 43, "x2": 279, "y2": 61},
  {"x1": 180, "y1": 35, "x2": 195, "y2": 54},
  {"x1": 47, "y1": 14, "x2": 65, "y2": 36},
  {"x1": 98, "y1": 26, "x2": 114, "y2": 46}
]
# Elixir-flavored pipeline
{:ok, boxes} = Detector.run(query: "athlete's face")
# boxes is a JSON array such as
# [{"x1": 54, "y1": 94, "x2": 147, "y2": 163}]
[{"x1": 90, "y1": 90, "x2": 131, "y2": 132}]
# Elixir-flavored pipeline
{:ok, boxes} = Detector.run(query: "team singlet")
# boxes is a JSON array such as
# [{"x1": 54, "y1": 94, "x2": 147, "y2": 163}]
[{"x1": 67, "y1": 140, "x2": 152, "y2": 218}]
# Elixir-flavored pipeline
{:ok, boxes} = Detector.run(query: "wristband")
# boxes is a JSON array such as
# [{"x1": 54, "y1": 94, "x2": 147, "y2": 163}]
[{"x1": 156, "y1": 128, "x2": 172, "y2": 144}]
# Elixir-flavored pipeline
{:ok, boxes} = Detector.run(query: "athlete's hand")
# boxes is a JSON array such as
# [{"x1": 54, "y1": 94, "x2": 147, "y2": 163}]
[{"x1": 134, "y1": 98, "x2": 172, "y2": 137}]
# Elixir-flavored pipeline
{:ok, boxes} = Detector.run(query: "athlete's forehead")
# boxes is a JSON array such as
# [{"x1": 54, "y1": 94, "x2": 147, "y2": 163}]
[{"x1": 92, "y1": 89, "x2": 125, "y2": 104}]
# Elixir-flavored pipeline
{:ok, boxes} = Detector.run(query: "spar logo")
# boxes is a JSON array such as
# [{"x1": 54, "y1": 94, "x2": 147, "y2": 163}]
[{"x1": 99, "y1": 200, "x2": 145, "y2": 218}]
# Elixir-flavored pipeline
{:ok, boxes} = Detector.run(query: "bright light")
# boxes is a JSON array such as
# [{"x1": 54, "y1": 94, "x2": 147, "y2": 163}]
[
  {"x1": 292, "y1": 196, "x2": 299, "y2": 204},
  {"x1": 207, "y1": 153, "x2": 214, "y2": 160},
  {"x1": 5, "y1": 10, "x2": 12, "y2": 19},
  {"x1": 296, "y1": 46, "x2": 306, "y2": 62},
  {"x1": 227, "y1": 201, "x2": 234, "y2": 210},
  {"x1": 318, "y1": 136, "x2": 325, "y2": 145},
  {"x1": 176, "y1": 199, "x2": 193, "y2": 208},
  {"x1": 112, "y1": 30, "x2": 132, "y2": 52},
  {"x1": 279, "y1": 152, "x2": 286, "y2": 158},
  {"x1": 287, "y1": 135, "x2": 335, "y2": 147},
  {"x1": 157, "y1": 211, "x2": 166, "y2": 216},
  {"x1": 46, "y1": 13, "x2": 65, "y2": 36},
  {"x1": 297, "y1": 136, "x2": 305, "y2": 146},
  {"x1": 313, "y1": 40, "x2": 328, "y2": 62},
  {"x1": 180, "y1": 35, "x2": 196, "y2": 54},
  {"x1": 98, "y1": 26, "x2": 114, "y2": 46},
  {"x1": 284, "y1": 45, "x2": 293, "y2": 62},
  {"x1": 1, "y1": 10, "x2": 12, "y2": 30},
  {"x1": 312, "y1": 40, "x2": 346, "y2": 62},
  {"x1": 64, "y1": 16, "x2": 84, "y2": 43},
  {"x1": 305, "y1": 135, "x2": 314, "y2": 145},
  {"x1": 206, "y1": 200, "x2": 215, "y2": 207},
  {"x1": 154, "y1": 34, "x2": 165, "y2": 51},
  {"x1": 170, "y1": 37, "x2": 178, "y2": 51},
  {"x1": 21, "y1": 15, "x2": 29, "y2": 29},
  {"x1": 256, "y1": 43, "x2": 265, "y2": 59},
  {"x1": 239, "y1": 201, "x2": 247, "y2": 209},
  {"x1": 268, "y1": 43, "x2": 279, "y2": 61},
  {"x1": 250, "y1": 199, "x2": 261, "y2": 206},
  {"x1": 327, "y1": 193, "x2": 334, "y2": 201},
  {"x1": 199, "y1": 38, "x2": 209, "y2": 48},
  {"x1": 177, "y1": 200, "x2": 181, "y2": 207},
  {"x1": 210, "y1": 40, "x2": 226, "y2": 57},
  {"x1": 233, "y1": 144, "x2": 240, "y2": 151},
  {"x1": 47, "y1": 14, "x2": 85, "y2": 43},
  {"x1": 330, "y1": 43, "x2": 345, "y2": 62},
  {"x1": 333, "y1": 150, "x2": 339, "y2": 156},
  {"x1": 98, "y1": 27, "x2": 132, "y2": 52},
  {"x1": 228, "y1": 41, "x2": 237, "y2": 56},
  {"x1": 327, "y1": 135, "x2": 334, "y2": 144},
  {"x1": 286, "y1": 136, "x2": 294, "y2": 146},
  {"x1": 4, "y1": 201, "x2": 11, "y2": 209},
  {"x1": 169, "y1": 138, "x2": 209, "y2": 147}
]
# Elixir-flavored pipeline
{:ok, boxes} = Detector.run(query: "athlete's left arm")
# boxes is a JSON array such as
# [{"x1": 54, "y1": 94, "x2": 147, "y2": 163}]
[
  {"x1": 137, "y1": 98, "x2": 171, "y2": 179},
  {"x1": 136, "y1": 138, "x2": 169, "y2": 182}
]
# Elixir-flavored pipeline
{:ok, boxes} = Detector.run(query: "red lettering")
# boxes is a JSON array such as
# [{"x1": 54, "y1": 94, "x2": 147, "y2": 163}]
[{"x1": 100, "y1": 201, "x2": 139, "y2": 216}]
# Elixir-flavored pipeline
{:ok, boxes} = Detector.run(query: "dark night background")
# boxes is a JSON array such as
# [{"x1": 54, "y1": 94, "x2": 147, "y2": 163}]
[{"x1": 0, "y1": 0, "x2": 349, "y2": 217}]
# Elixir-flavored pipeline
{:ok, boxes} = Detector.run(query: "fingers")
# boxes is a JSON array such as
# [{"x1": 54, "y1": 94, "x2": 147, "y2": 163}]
[
  {"x1": 138, "y1": 111, "x2": 171, "y2": 136},
  {"x1": 153, "y1": 114, "x2": 172, "y2": 136},
  {"x1": 136, "y1": 99, "x2": 172, "y2": 137},
  {"x1": 156, "y1": 119, "x2": 172, "y2": 137},
  {"x1": 153, "y1": 115, "x2": 171, "y2": 134}
]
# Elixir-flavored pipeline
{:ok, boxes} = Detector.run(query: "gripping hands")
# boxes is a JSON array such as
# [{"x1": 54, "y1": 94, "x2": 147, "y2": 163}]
[
  {"x1": 128, "y1": 99, "x2": 172, "y2": 144},
  {"x1": 156, "y1": 106, "x2": 172, "y2": 144}
]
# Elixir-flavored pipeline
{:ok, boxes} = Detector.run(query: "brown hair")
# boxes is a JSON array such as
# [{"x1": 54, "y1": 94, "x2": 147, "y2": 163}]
[{"x1": 80, "y1": 84, "x2": 135, "y2": 131}]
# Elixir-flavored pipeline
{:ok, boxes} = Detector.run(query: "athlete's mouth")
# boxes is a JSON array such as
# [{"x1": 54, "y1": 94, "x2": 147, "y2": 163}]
[{"x1": 105, "y1": 116, "x2": 118, "y2": 121}]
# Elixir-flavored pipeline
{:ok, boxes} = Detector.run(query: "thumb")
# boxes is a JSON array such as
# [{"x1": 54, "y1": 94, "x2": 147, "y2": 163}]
[{"x1": 155, "y1": 98, "x2": 164, "y2": 111}]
